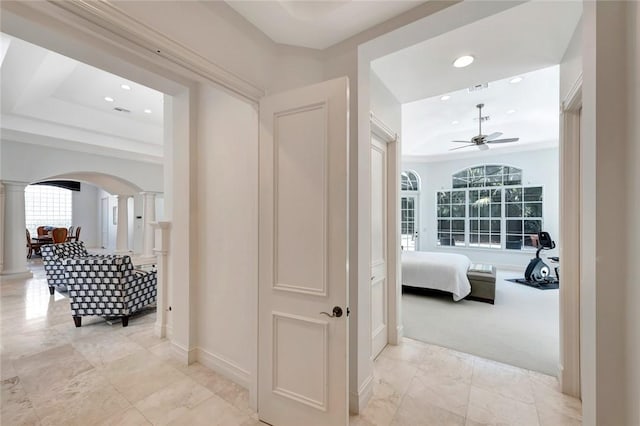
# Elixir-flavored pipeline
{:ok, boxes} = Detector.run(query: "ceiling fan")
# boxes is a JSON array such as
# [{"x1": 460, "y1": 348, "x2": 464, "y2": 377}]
[{"x1": 450, "y1": 103, "x2": 520, "y2": 150}]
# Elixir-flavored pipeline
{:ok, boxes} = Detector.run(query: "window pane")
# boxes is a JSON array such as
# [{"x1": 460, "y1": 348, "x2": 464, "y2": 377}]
[
  {"x1": 506, "y1": 236, "x2": 523, "y2": 250},
  {"x1": 479, "y1": 220, "x2": 489, "y2": 232},
  {"x1": 486, "y1": 175, "x2": 502, "y2": 186},
  {"x1": 470, "y1": 220, "x2": 479, "y2": 232},
  {"x1": 491, "y1": 189, "x2": 502, "y2": 202},
  {"x1": 506, "y1": 203, "x2": 522, "y2": 217},
  {"x1": 491, "y1": 204, "x2": 502, "y2": 217},
  {"x1": 486, "y1": 165, "x2": 502, "y2": 176},
  {"x1": 524, "y1": 220, "x2": 542, "y2": 234},
  {"x1": 451, "y1": 191, "x2": 466, "y2": 204},
  {"x1": 437, "y1": 206, "x2": 450, "y2": 217},
  {"x1": 524, "y1": 202, "x2": 542, "y2": 217},
  {"x1": 452, "y1": 178, "x2": 467, "y2": 189},
  {"x1": 452, "y1": 233, "x2": 465, "y2": 244},
  {"x1": 437, "y1": 191, "x2": 450, "y2": 204},
  {"x1": 451, "y1": 220, "x2": 465, "y2": 232},
  {"x1": 469, "y1": 191, "x2": 479, "y2": 203},
  {"x1": 507, "y1": 220, "x2": 523, "y2": 233},
  {"x1": 438, "y1": 220, "x2": 451, "y2": 231},
  {"x1": 505, "y1": 187, "x2": 522, "y2": 202},
  {"x1": 505, "y1": 173, "x2": 522, "y2": 186},
  {"x1": 469, "y1": 204, "x2": 479, "y2": 217},
  {"x1": 451, "y1": 205, "x2": 465, "y2": 217},
  {"x1": 479, "y1": 205, "x2": 489, "y2": 217},
  {"x1": 491, "y1": 220, "x2": 501, "y2": 232},
  {"x1": 524, "y1": 186, "x2": 543, "y2": 201}
]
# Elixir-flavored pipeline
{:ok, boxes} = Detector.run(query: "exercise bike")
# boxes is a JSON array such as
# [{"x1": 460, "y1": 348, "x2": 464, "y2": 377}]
[{"x1": 524, "y1": 231, "x2": 559, "y2": 284}]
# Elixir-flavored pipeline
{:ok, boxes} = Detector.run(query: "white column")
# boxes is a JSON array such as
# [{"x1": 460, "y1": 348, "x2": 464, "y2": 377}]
[
  {"x1": 115, "y1": 195, "x2": 130, "y2": 254},
  {"x1": 152, "y1": 221, "x2": 171, "y2": 338},
  {"x1": 141, "y1": 192, "x2": 157, "y2": 259},
  {"x1": 0, "y1": 183, "x2": 5, "y2": 273},
  {"x1": 1, "y1": 181, "x2": 32, "y2": 279}
]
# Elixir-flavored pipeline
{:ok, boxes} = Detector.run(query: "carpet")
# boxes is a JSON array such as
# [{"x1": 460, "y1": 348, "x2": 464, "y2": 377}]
[{"x1": 402, "y1": 270, "x2": 559, "y2": 375}]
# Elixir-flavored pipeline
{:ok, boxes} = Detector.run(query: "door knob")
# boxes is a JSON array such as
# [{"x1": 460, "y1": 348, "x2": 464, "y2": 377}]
[{"x1": 320, "y1": 306, "x2": 343, "y2": 318}]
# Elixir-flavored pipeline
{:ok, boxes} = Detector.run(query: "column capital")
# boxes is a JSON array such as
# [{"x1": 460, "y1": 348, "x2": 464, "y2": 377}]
[
  {"x1": 0, "y1": 180, "x2": 30, "y2": 191},
  {"x1": 116, "y1": 194, "x2": 132, "y2": 200}
]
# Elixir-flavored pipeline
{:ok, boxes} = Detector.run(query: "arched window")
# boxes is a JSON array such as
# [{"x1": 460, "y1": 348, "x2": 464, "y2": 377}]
[
  {"x1": 401, "y1": 170, "x2": 420, "y2": 191},
  {"x1": 401, "y1": 170, "x2": 420, "y2": 251},
  {"x1": 437, "y1": 165, "x2": 543, "y2": 250}
]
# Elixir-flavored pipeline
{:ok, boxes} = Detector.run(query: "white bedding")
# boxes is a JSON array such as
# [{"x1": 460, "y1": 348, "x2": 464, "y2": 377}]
[{"x1": 401, "y1": 251, "x2": 472, "y2": 301}]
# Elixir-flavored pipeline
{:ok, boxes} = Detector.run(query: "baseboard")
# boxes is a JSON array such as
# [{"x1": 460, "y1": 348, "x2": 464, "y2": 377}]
[
  {"x1": 349, "y1": 374, "x2": 373, "y2": 414},
  {"x1": 196, "y1": 347, "x2": 251, "y2": 390},
  {"x1": 0, "y1": 270, "x2": 33, "y2": 282},
  {"x1": 171, "y1": 341, "x2": 197, "y2": 364}
]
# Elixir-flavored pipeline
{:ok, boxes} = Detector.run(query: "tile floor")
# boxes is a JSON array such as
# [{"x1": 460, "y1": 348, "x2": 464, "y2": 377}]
[{"x1": 1, "y1": 260, "x2": 581, "y2": 425}]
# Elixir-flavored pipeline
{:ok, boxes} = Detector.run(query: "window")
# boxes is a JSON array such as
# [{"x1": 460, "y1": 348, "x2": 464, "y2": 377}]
[
  {"x1": 452, "y1": 164, "x2": 522, "y2": 188},
  {"x1": 25, "y1": 185, "x2": 73, "y2": 236},
  {"x1": 437, "y1": 165, "x2": 543, "y2": 250},
  {"x1": 401, "y1": 170, "x2": 420, "y2": 250},
  {"x1": 436, "y1": 190, "x2": 465, "y2": 246}
]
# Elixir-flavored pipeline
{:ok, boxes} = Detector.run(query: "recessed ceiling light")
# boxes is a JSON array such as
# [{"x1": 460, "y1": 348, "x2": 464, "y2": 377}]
[
  {"x1": 509, "y1": 77, "x2": 523, "y2": 84},
  {"x1": 440, "y1": 95, "x2": 451, "y2": 101},
  {"x1": 104, "y1": 96, "x2": 114, "y2": 102},
  {"x1": 507, "y1": 109, "x2": 516, "y2": 114},
  {"x1": 453, "y1": 55, "x2": 474, "y2": 68},
  {"x1": 121, "y1": 84, "x2": 131, "y2": 90},
  {"x1": 144, "y1": 109, "x2": 152, "y2": 114},
  {"x1": 451, "y1": 120, "x2": 459, "y2": 125}
]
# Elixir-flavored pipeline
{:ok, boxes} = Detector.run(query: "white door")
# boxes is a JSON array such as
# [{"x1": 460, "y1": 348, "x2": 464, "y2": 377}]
[
  {"x1": 101, "y1": 197, "x2": 109, "y2": 249},
  {"x1": 258, "y1": 77, "x2": 349, "y2": 426},
  {"x1": 370, "y1": 136, "x2": 388, "y2": 359}
]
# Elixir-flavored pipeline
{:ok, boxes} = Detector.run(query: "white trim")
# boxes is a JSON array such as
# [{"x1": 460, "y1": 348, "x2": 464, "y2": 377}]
[
  {"x1": 196, "y1": 347, "x2": 252, "y2": 390},
  {"x1": 370, "y1": 112, "x2": 397, "y2": 143},
  {"x1": 171, "y1": 341, "x2": 198, "y2": 364},
  {"x1": 349, "y1": 373, "x2": 373, "y2": 414},
  {"x1": 559, "y1": 78, "x2": 582, "y2": 398},
  {"x1": 0, "y1": 271, "x2": 34, "y2": 281},
  {"x1": 49, "y1": 1, "x2": 265, "y2": 103}
]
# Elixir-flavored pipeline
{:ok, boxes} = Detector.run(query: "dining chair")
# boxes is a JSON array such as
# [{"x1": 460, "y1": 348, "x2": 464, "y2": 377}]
[
  {"x1": 74, "y1": 226, "x2": 82, "y2": 242},
  {"x1": 37, "y1": 226, "x2": 47, "y2": 236},
  {"x1": 67, "y1": 226, "x2": 75, "y2": 242},
  {"x1": 26, "y1": 229, "x2": 43, "y2": 259},
  {"x1": 51, "y1": 228, "x2": 68, "y2": 244}
]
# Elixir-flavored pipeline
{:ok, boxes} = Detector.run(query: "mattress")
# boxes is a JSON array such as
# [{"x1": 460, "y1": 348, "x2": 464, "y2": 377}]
[{"x1": 401, "y1": 251, "x2": 472, "y2": 301}]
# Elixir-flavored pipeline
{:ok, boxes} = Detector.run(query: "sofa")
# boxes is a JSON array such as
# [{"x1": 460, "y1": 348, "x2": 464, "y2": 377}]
[{"x1": 63, "y1": 255, "x2": 157, "y2": 327}]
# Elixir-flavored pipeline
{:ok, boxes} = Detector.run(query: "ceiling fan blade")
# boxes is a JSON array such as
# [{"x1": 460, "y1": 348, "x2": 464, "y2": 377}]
[
  {"x1": 478, "y1": 143, "x2": 490, "y2": 151},
  {"x1": 484, "y1": 132, "x2": 503, "y2": 141},
  {"x1": 449, "y1": 144, "x2": 476, "y2": 151},
  {"x1": 451, "y1": 140, "x2": 472, "y2": 143},
  {"x1": 486, "y1": 137, "x2": 520, "y2": 144}
]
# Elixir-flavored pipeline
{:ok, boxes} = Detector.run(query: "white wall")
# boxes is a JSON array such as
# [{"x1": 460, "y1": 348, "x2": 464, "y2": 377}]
[
  {"x1": 72, "y1": 183, "x2": 99, "y2": 248},
  {"x1": 559, "y1": 18, "x2": 582, "y2": 102},
  {"x1": 195, "y1": 83, "x2": 258, "y2": 389},
  {"x1": 0, "y1": 140, "x2": 163, "y2": 193},
  {"x1": 403, "y1": 147, "x2": 559, "y2": 269}
]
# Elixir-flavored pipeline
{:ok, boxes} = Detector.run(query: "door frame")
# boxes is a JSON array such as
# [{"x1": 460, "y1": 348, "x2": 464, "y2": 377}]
[
  {"x1": 559, "y1": 74, "x2": 582, "y2": 397},
  {"x1": 370, "y1": 112, "x2": 402, "y2": 346}
]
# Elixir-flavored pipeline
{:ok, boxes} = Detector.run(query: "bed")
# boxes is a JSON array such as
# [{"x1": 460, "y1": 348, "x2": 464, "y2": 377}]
[{"x1": 401, "y1": 251, "x2": 472, "y2": 301}]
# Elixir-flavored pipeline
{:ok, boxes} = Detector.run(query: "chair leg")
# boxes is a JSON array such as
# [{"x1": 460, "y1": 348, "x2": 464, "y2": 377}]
[
  {"x1": 121, "y1": 316, "x2": 129, "y2": 327},
  {"x1": 48, "y1": 286, "x2": 55, "y2": 295},
  {"x1": 73, "y1": 316, "x2": 82, "y2": 327}
]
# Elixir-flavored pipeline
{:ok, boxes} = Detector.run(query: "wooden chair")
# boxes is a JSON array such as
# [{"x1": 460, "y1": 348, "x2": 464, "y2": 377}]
[
  {"x1": 73, "y1": 226, "x2": 82, "y2": 242},
  {"x1": 67, "y1": 226, "x2": 75, "y2": 242},
  {"x1": 37, "y1": 226, "x2": 47, "y2": 236},
  {"x1": 26, "y1": 229, "x2": 43, "y2": 259},
  {"x1": 51, "y1": 228, "x2": 68, "y2": 244}
]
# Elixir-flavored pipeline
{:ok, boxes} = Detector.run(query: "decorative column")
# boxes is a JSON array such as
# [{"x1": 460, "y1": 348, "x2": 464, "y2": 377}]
[
  {"x1": 0, "y1": 182, "x2": 4, "y2": 274},
  {"x1": 151, "y1": 221, "x2": 171, "y2": 338},
  {"x1": 141, "y1": 192, "x2": 157, "y2": 259},
  {"x1": 115, "y1": 195, "x2": 130, "y2": 254},
  {"x1": 1, "y1": 181, "x2": 32, "y2": 279}
]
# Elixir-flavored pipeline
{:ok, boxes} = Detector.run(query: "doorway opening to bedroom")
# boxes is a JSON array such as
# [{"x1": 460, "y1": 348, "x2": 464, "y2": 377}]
[{"x1": 367, "y1": 1, "x2": 581, "y2": 381}]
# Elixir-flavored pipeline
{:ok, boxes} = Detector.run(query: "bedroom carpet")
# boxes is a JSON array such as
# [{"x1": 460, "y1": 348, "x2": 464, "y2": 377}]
[{"x1": 402, "y1": 269, "x2": 559, "y2": 375}]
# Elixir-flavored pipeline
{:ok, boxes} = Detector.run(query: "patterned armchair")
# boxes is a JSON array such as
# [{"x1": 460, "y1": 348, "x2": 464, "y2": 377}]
[
  {"x1": 41, "y1": 241, "x2": 95, "y2": 295},
  {"x1": 63, "y1": 256, "x2": 157, "y2": 327}
]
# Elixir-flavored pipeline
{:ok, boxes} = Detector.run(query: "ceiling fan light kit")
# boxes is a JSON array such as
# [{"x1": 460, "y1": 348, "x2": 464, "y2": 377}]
[{"x1": 449, "y1": 103, "x2": 520, "y2": 150}]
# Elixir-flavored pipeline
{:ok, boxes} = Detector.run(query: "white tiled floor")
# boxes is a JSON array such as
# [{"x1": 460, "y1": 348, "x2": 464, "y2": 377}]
[{"x1": 2, "y1": 260, "x2": 581, "y2": 425}]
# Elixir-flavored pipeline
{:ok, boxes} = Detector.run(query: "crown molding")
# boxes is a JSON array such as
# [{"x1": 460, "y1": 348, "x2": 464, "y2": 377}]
[{"x1": 48, "y1": 0, "x2": 265, "y2": 102}]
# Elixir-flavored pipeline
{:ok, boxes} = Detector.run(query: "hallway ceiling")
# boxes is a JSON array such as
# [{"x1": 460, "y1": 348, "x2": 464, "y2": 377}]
[
  {"x1": 369, "y1": 1, "x2": 582, "y2": 159},
  {"x1": 0, "y1": 33, "x2": 164, "y2": 163},
  {"x1": 225, "y1": 0, "x2": 425, "y2": 49}
]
